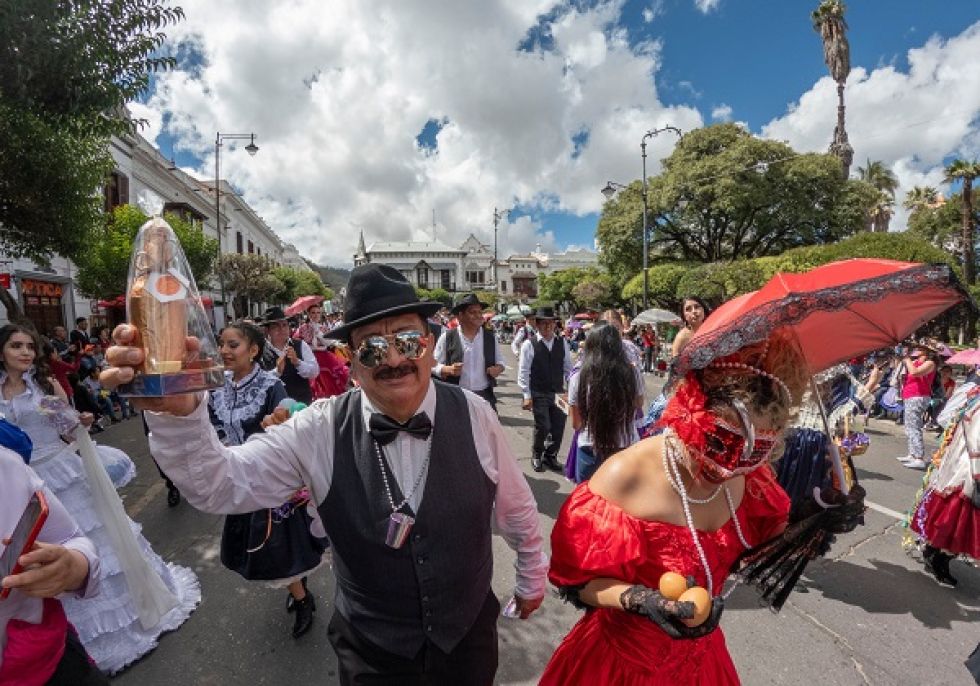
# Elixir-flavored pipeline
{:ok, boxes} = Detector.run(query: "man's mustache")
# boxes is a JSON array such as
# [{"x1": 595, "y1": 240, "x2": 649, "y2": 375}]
[{"x1": 373, "y1": 362, "x2": 417, "y2": 380}]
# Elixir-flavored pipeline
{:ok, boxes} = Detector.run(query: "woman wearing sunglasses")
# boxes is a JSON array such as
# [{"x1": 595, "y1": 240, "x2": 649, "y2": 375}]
[{"x1": 101, "y1": 264, "x2": 547, "y2": 686}]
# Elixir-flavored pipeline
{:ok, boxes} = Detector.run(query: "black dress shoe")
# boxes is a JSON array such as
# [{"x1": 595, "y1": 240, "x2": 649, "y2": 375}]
[
  {"x1": 543, "y1": 455, "x2": 563, "y2": 472},
  {"x1": 292, "y1": 594, "x2": 316, "y2": 638},
  {"x1": 166, "y1": 485, "x2": 180, "y2": 508},
  {"x1": 532, "y1": 456, "x2": 545, "y2": 472}
]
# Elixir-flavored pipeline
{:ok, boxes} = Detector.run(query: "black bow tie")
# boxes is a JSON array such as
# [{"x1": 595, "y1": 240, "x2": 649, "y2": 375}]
[{"x1": 369, "y1": 412, "x2": 432, "y2": 447}]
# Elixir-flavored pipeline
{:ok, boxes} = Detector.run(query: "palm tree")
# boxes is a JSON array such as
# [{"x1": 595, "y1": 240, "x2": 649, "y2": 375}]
[
  {"x1": 857, "y1": 159, "x2": 898, "y2": 231},
  {"x1": 903, "y1": 186, "x2": 940, "y2": 213},
  {"x1": 944, "y1": 159, "x2": 980, "y2": 287},
  {"x1": 812, "y1": 1, "x2": 853, "y2": 178}
]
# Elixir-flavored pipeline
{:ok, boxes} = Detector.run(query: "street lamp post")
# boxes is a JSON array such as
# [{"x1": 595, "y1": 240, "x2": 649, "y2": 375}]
[
  {"x1": 600, "y1": 127, "x2": 682, "y2": 310},
  {"x1": 639, "y1": 126, "x2": 682, "y2": 310},
  {"x1": 214, "y1": 132, "x2": 258, "y2": 321},
  {"x1": 492, "y1": 207, "x2": 508, "y2": 299}
]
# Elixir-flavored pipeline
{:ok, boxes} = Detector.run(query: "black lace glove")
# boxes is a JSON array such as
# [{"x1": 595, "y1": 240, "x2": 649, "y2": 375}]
[
  {"x1": 820, "y1": 484, "x2": 867, "y2": 534},
  {"x1": 619, "y1": 585, "x2": 724, "y2": 639}
]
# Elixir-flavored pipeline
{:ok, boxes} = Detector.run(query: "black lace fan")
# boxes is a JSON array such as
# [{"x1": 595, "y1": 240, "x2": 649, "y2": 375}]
[{"x1": 731, "y1": 510, "x2": 832, "y2": 612}]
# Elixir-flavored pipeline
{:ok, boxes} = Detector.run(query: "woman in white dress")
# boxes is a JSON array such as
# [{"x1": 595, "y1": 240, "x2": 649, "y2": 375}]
[{"x1": 0, "y1": 324, "x2": 200, "y2": 674}]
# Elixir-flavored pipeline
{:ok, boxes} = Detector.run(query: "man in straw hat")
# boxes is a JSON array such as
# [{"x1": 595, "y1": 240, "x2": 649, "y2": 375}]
[
  {"x1": 433, "y1": 293, "x2": 505, "y2": 411},
  {"x1": 517, "y1": 306, "x2": 573, "y2": 472},
  {"x1": 101, "y1": 263, "x2": 546, "y2": 685}
]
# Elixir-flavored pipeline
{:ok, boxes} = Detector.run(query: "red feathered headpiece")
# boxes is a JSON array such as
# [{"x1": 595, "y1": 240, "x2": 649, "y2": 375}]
[{"x1": 657, "y1": 373, "x2": 713, "y2": 452}]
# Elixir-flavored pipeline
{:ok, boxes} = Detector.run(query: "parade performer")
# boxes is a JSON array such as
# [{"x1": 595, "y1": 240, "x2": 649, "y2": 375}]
[
  {"x1": 509, "y1": 313, "x2": 536, "y2": 356},
  {"x1": 210, "y1": 321, "x2": 326, "y2": 638},
  {"x1": 102, "y1": 264, "x2": 547, "y2": 686},
  {"x1": 907, "y1": 388, "x2": 980, "y2": 587},
  {"x1": 540, "y1": 329, "x2": 810, "y2": 685},
  {"x1": 518, "y1": 306, "x2": 573, "y2": 473},
  {"x1": 433, "y1": 293, "x2": 505, "y2": 411},
  {"x1": 0, "y1": 324, "x2": 199, "y2": 675},
  {"x1": 294, "y1": 302, "x2": 350, "y2": 399},
  {"x1": 0, "y1": 445, "x2": 107, "y2": 686},
  {"x1": 897, "y1": 342, "x2": 939, "y2": 470},
  {"x1": 259, "y1": 306, "x2": 319, "y2": 405}
]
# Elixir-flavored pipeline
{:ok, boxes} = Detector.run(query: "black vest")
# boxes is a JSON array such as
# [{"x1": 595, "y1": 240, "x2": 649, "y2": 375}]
[
  {"x1": 529, "y1": 337, "x2": 565, "y2": 394},
  {"x1": 279, "y1": 339, "x2": 313, "y2": 405},
  {"x1": 443, "y1": 328, "x2": 497, "y2": 389},
  {"x1": 319, "y1": 382, "x2": 496, "y2": 657}
]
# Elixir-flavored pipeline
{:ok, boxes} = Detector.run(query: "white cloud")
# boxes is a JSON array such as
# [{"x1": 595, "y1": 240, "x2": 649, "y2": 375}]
[
  {"x1": 643, "y1": 0, "x2": 665, "y2": 23},
  {"x1": 138, "y1": 0, "x2": 701, "y2": 266},
  {"x1": 711, "y1": 104, "x2": 733, "y2": 121},
  {"x1": 694, "y1": 0, "x2": 722, "y2": 14},
  {"x1": 762, "y1": 21, "x2": 980, "y2": 231}
]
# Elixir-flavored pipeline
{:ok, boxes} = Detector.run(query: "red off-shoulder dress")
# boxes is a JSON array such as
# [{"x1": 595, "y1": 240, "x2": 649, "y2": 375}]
[{"x1": 540, "y1": 467, "x2": 790, "y2": 686}]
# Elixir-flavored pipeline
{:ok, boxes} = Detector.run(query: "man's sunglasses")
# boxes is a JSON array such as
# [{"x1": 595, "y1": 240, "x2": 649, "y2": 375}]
[{"x1": 355, "y1": 331, "x2": 427, "y2": 368}]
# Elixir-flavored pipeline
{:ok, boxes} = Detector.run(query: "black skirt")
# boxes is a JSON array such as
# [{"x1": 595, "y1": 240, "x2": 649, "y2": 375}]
[{"x1": 220, "y1": 503, "x2": 327, "y2": 582}]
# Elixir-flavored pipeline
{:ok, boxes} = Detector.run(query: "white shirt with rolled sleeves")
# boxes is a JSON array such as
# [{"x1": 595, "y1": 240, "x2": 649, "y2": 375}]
[
  {"x1": 145, "y1": 380, "x2": 548, "y2": 600},
  {"x1": 517, "y1": 334, "x2": 574, "y2": 401},
  {"x1": 268, "y1": 339, "x2": 320, "y2": 379},
  {"x1": 432, "y1": 329, "x2": 506, "y2": 393},
  {"x1": 0, "y1": 448, "x2": 100, "y2": 669}
]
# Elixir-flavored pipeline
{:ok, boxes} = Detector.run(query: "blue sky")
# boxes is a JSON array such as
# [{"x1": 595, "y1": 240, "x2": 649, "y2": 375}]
[{"x1": 136, "y1": 1, "x2": 980, "y2": 266}]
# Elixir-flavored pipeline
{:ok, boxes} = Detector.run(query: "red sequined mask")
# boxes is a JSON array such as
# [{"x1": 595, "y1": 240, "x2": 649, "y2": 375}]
[{"x1": 659, "y1": 374, "x2": 778, "y2": 483}]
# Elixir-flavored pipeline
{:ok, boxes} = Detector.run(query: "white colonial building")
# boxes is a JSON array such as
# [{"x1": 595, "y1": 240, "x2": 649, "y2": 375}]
[
  {"x1": 354, "y1": 234, "x2": 598, "y2": 301},
  {"x1": 1, "y1": 126, "x2": 312, "y2": 332},
  {"x1": 353, "y1": 232, "x2": 495, "y2": 293}
]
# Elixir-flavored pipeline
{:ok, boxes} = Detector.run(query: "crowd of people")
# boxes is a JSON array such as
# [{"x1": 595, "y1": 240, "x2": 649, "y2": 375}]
[{"x1": 1, "y1": 264, "x2": 977, "y2": 684}]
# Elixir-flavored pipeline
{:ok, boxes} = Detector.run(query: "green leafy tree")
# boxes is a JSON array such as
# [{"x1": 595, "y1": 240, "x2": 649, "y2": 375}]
[
  {"x1": 621, "y1": 263, "x2": 691, "y2": 306},
  {"x1": 538, "y1": 267, "x2": 606, "y2": 312},
  {"x1": 856, "y1": 159, "x2": 898, "y2": 232},
  {"x1": 903, "y1": 186, "x2": 940, "y2": 214},
  {"x1": 597, "y1": 124, "x2": 876, "y2": 281},
  {"x1": 271, "y1": 266, "x2": 332, "y2": 304},
  {"x1": 812, "y1": 0, "x2": 853, "y2": 177},
  {"x1": 944, "y1": 160, "x2": 980, "y2": 286},
  {"x1": 0, "y1": 0, "x2": 183, "y2": 321},
  {"x1": 414, "y1": 287, "x2": 452, "y2": 306},
  {"x1": 0, "y1": 0, "x2": 184, "y2": 321},
  {"x1": 570, "y1": 278, "x2": 612, "y2": 309},
  {"x1": 215, "y1": 254, "x2": 285, "y2": 318},
  {"x1": 74, "y1": 204, "x2": 218, "y2": 299}
]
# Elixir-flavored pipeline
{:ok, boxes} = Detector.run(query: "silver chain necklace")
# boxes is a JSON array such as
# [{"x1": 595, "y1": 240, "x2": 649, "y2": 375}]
[{"x1": 373, "y1": 437, "x2": 433, "y2": 514}]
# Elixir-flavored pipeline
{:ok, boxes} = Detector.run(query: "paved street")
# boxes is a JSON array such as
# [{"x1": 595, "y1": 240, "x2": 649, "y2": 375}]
[{"x1": 106, "y1": 349, "x2": 978, "y2": 686}]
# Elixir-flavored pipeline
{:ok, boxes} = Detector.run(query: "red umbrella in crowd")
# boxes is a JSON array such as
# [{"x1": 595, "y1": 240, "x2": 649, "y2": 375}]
[
  {"x1": 284, "y1": 294, "x2": 325, "y2": 317},
  {"x1": 675, "y1": 259, "x2": 971, "y2": 377}
]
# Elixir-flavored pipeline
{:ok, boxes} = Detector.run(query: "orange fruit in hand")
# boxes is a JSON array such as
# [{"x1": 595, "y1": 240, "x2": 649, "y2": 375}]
[
  {"x1": 658, "y1": 572, "x2": 688, "y2": 601},
  {"x1": 678, "y1": 586, "x2": 711, "y2": 627}
]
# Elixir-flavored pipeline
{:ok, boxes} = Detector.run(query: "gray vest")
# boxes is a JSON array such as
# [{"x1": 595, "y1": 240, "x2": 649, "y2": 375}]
[{"x1": 319, "y1": 382, "x2": 496, "y2": 657}]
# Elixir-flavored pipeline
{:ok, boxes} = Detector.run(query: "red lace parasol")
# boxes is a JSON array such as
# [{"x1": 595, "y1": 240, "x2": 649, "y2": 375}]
[{"x1": 675, "y1": 259, "x2": 971, "y2": 376}]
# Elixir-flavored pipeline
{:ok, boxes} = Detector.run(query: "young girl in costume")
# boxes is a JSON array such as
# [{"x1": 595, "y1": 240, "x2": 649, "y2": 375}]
[{"x1": 541, "y1": 329, "x2": 810, "y2": 685}]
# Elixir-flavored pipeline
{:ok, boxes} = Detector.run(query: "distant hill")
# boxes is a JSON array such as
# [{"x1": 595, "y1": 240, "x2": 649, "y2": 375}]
[{"x1": 305, "y1": 259, "x2": 351, "y2": 292}]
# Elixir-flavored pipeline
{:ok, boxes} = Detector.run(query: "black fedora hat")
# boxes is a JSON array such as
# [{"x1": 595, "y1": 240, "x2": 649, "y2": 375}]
[
  {"x1": 451, "y1": 292, "x2": 488, "y2": 315},
  {"x1": 259, "y1": 306, "x2": 288, "y2": 324},
  {"x1": 330, "y1": 264, "x2": 442, "y2": 342},
  {"x1": 534, "y1": 306, "x2": 558, "y2": 320}
]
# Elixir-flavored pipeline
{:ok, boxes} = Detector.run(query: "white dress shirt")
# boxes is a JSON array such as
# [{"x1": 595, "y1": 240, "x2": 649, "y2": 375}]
[
  {"x1": 517, "y1": 334, "x2": 574, "y2": 400},
  {"x1": 432, "y1": 328, "x2": 505, "y2": 392},
  {"x1": 510, "y1": 325, "x2": 535, "y2": 356},
  {"x1": 146, "y1": 381, "x2": 548, "y2": 599},
  {"x1": 0, "y1": 448, "x2": 100, "y2": 668},
  {"x1": 268, "y1": 339, "x2": 320, "y2": 379}
]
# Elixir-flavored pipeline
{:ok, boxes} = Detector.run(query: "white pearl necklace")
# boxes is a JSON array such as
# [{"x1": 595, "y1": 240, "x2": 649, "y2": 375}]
[
  {"x1": 663, "y1": 431, "x2": 752, "y2": 595},
  {"x1": 663, "y1": 440, "x2": 722, "y2": 504}
]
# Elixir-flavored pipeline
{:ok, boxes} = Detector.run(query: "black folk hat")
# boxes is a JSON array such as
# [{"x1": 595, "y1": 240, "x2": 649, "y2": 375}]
[
  {"x1": 330, "y1": 264, "x2": 442, "y2": 342},
  {"x1": 534, "y1": 306, "x2": 558, "y2": 320},
  {"x1": 259, "y1": 306, "x2": 289, "y2": 324},
  {"x1": 451, "y1": 292, "x2": 488, "y2": 315}
]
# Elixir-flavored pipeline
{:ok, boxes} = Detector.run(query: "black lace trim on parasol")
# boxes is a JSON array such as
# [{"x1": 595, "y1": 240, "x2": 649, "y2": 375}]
[{"x1": 673, "y1": 263, "x2": 968, "y2": 375}]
